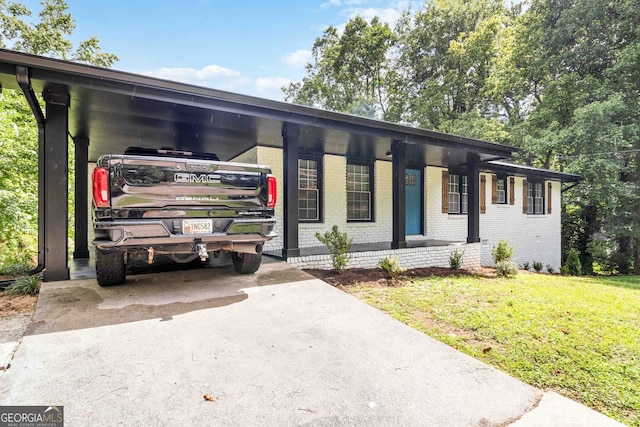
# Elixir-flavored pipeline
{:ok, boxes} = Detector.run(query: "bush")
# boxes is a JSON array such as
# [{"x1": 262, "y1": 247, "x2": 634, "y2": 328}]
[
  {"x1": 533, "y1": 261, "x2": 543, "y2": 272},
  {"x1": 496, "y1": 260, "x2": 518, "y2": 278},
  {"x1": 522, "y1": 262, "x2": 530, "y2": 271},
  {"x1": 560, "y1": 265, "x2": 569, "y2": 275},
  {"x1": 0, "y1": 262, "x2": 33, "y2": 277},
  {"x1": 6, "y1": 276, "x2": 40, "y2": 296},
  {"x1": 378, "y1": 256, "x2": 405, "y2": 279},
  {"x1": 546, "y1": 264, "x2": 555, "y2": 274},
  {"x1": 316, "y1": 225, "x2": 353, "y2": 273},
  {"x1": 491, "y1": 240, "x2": 514, "y2": 264},
  {"x1": 449, "y1": 247, "x2": 465, "y2": 270},
  {"x1": 565, "y1": 249, "x2": 582, "y2": 276}
]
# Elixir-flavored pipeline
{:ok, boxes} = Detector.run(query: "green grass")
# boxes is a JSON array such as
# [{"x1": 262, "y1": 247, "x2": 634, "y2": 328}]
[
  {"x1": 345, "y1": 273, "x2": 640, "y2": 426},
  {"x1": 5, "y1": 276, "x2": 41, "y2": 296}
]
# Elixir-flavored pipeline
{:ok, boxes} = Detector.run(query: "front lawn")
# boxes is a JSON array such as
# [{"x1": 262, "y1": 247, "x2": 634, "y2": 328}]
[{"x1": 343, "y1": 272, "x2": 640, "y2": 426}]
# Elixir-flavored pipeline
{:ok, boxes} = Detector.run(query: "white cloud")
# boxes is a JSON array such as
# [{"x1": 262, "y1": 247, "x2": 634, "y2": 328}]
[
  {"x1": 142, "y1": 65, "x2": 250, "y2": 91},
  {"x1": 256, "y1": 77, "x2": 292, "y2": 100},
  {"x1": 283, "y1": 50, "x2": 312, "y2": 69},
  {"x1": 320, "y1": 0, "x2": 368, "y2": 9},
  {"x1": 345, "y1": 6, "x2": 403, "y2": 26}
]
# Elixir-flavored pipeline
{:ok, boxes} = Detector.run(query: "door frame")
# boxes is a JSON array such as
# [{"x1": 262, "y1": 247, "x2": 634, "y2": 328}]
[{"x1": 405, "y1": 166, "x2": 425, "y2": 235}]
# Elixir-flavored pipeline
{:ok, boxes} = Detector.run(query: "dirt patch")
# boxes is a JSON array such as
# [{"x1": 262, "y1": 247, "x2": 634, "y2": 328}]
[
  {"x1": 0, "y1": 294, "x2": 37, "y2": 319},
  {"x1": 304, "y1": 266, "x2": 497, "y2": 287}
]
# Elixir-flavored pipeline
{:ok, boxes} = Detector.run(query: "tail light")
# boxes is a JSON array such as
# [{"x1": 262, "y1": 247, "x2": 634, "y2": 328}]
[
  {"x1": 267, "y1": 174, "x2": 277, "y2": 208},
  {"x1": 93, "y1": 167, "x2": 110, "y2": 207}
]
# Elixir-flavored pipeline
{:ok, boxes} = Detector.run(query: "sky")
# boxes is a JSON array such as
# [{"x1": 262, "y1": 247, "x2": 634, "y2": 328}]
[{"x1": 20, "y1": 0, "x2": 416, "y2": 101}]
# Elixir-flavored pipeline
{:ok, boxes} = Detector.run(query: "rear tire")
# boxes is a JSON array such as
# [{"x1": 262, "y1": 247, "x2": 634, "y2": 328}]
[
  {"x1": 232, "y1": 252, "x2": 262, "y2": 274},
  {"x1": 96, "y1": 249, "x2": 126, "y2": 286}
]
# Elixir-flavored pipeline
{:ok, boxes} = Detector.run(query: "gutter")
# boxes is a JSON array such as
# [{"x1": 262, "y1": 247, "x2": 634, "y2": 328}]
[{"x1": 16, "y1": 65, "x2": 45, "y2": 276}]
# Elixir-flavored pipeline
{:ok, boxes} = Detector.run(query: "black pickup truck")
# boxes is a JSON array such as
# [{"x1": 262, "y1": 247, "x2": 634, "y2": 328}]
[{"x1": 91, "y1": 147, "x2": 277, "y2": 286}]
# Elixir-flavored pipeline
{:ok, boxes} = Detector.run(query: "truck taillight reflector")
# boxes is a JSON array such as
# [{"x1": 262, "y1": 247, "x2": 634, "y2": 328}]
[
  {"x1": 267, "y1": 174, "x2": 277, "y2": 208},
  {"x1": 93, "y1": 167, "x2": 109, "y2": 207}
]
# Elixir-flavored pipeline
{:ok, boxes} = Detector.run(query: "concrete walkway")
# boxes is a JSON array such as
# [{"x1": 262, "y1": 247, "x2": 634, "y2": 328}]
[{"x1": 0, "y1": 259, "x2": 623, "y2": 426}]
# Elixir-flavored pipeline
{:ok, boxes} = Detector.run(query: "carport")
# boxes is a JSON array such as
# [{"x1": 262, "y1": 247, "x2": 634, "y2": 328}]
[{"x1": 0, "y1": 48, "x2": 515, "y2": 282}]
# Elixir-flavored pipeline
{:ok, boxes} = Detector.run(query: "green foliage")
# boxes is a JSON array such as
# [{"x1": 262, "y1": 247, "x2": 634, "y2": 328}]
[
  {"x1": 6, "y1": 275, "x2": 40, "y2": 295},
  {"x1": 496, "y1": 260, "x2": 518, "y2": 278},
  {"x1": 533, "y1": 261, "x2": 543, "y2": 272},
  {"x1": 283, "y1": 16, "x2": 397, "y2": 119},
  {"x1": 377, "y1": 256, "x2": 406, "y2": 279},
  {"x1": 316, "y1": 226, "x2": 353, "y2": 273},
  {"x1": 546, "y1": 264, "x2": 554, "y2": 274},
  {"x1": 565, "y1": 249, "x2": 582, "y2": 276},
  {"x1": 491, "y1": 240, "x2": 513, "y2": 264},
  {"x1": 0, "y1": 262, "x2": 32, "y2": 276},
  {"x1": 0, "y1": 0, "x2": 117, "y2": 265},
  {"x1": 522, "y1": 262, "x2": 530, "y2": 271},
  {"x1": 347, "y1": 274, "x2": 640, "y2": 425},
  {"x1": 449, "y1": 247, "x2": 465, "y2": 270},
  {"x1": 285, "y1": 0, "x2": 640, "y2": 275}
]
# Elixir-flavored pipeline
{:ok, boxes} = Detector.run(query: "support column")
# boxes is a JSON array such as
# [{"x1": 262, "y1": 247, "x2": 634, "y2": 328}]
[
  {"x1": 73, "y1": 137, "x2": 90, "y2": 259},
  {"x1": 43, "y1": 87, "x2": 70, "y2": 282},
  {"x1": 392, "y1": 141, "x2": 407, "y2": 249},
  {"x1": 282, "y1": 123, "x2": 300, "y2": 258},
  {"x1": 467, "y1": 153, "x2": 481, "y2": 244}
]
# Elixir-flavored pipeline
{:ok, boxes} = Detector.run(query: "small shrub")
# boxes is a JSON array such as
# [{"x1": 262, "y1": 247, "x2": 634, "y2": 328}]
[
  {"x1": 496, "y1": 260, "x2": 518, "y2": 278},
  {"x1": 546, "y1": 264, "x2": 555, "y2": 274},
  {"x1": 522, "y1": 262, "x2": 530, "y2": 271},
  {"x1": 6, "y1": 276, "x2": 40, "y2": 296},
  {"x1": 378, "y1": 256, "x2": 406, "y2": 279},
  {"x1": 560, "y1": 265, "x2": 569, "y2": 275},
  {"x1": 449, "y1": 248, "x2": 465, "y2": 270},
  {"x1": 316, "y1": 225, "x2": 353, "y2": 273},
  {"x1": 532, "y1": 261, "x2": 543, "y2": 272},
  {"x1": 565, "y1": 249, "x2": 582, "y2": 276},
  {"x1": 491, "y1": 240, "x2": 514, "y2": 264},
  {"x1": 0, "y1": 262, "x2": 32, "y2": 277}
]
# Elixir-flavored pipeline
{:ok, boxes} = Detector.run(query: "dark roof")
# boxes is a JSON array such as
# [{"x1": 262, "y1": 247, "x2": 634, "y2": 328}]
[
  {"x1": 483, "y1": 161, "x2": 582, "y2": 182},
  {"x1": 0, "y1": 48, "x2": 516, "y2": 165}
]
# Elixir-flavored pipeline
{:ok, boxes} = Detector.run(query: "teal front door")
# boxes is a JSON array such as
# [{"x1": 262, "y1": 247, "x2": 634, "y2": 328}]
[{"x1": 405, "y1": 168, "x2": 422, "y2": 235}]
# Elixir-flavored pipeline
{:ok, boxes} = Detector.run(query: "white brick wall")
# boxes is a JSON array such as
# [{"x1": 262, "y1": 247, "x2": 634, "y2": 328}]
[
  {"x1": 425, "y1": 167, "x2": 468, "y2": 241},
  {"x1": 246, "y1": 146, "x2": 563, "y2": 271},
  {"x1": 255, "y1": 146, "x2": 284, "y2": 253},
  {"x1": 288, "y1": 242, "x2": 480, "y2": 270},
  {"x1": 480, "y1": 176, "x2": 561, "y2": 271},
  {"x1": 230, "y1": 147, "x2": 258, "y2": 164}
]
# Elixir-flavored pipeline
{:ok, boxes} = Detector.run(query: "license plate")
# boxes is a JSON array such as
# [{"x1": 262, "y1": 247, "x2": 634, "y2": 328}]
[{"x1": 183, "y1": 219, "x2": 212, "y2": 234}]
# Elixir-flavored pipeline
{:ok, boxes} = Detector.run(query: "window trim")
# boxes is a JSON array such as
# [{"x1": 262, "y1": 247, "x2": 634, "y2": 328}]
[
  {"x1": 526, "y1": 180, "x2": 545, "y2": 215},
  {"x1": 346, "y1": 159, "x2": 375, "y2": 222},
  {"x1": 298, "y1": 154, "x2": 323, "y2": 223},
  {"x1": 448, "y1": 171, "x2": 468, "y2": 215}
]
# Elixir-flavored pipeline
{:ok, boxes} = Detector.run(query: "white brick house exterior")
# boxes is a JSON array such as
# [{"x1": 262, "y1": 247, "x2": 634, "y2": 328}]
[{"x1": 234, "y1": 147, "x2": 569, "y2": 271}]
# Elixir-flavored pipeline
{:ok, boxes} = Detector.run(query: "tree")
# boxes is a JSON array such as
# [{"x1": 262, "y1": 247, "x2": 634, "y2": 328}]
[
  {"x1": 283, "y1": 16, "x2": 397, "y2": 119},
  {"x1": 0, "y1": 0, "x2": 118, "y2": 265}
]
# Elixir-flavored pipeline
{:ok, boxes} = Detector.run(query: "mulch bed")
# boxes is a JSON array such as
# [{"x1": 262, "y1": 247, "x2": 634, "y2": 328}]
[{"x1": 304, "y1": 266, "x2": 497, "y2": 287}]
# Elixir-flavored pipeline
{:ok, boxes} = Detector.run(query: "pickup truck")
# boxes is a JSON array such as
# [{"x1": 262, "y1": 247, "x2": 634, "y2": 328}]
[{"x1": 91, "y1": 147, "x2": 277, "y2": 286}]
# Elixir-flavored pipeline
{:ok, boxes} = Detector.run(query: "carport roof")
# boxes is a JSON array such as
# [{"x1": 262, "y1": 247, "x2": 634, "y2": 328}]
[{"x1": 0, "y1": 48, "x2": 516, "y2": 165}]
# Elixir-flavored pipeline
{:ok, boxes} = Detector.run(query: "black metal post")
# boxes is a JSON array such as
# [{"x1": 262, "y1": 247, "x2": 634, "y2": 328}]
[
  {"x1": 467, "y1": 153, "x2": 481, "y2": 243},
  {"x1": 392, "y1": 141, "x2": 407, "y2": 249},
  {"x1": 43, "y1": 87, "x2": 70, "y2": 281},
  {"x1": 282, "y1": 123, "x2": 300, "y2": 258},
  {"x1": 73, "y1": 137, "x2": 90, "y2": 259}
]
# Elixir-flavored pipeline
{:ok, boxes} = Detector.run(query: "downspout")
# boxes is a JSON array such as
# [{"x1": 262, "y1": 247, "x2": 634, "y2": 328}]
[{"x1": 16, "y1": 66, "x2": 46, "y2": 275}]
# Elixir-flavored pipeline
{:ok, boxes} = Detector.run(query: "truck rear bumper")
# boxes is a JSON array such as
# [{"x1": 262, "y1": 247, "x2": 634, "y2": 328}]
[{"x1": 93, "y1": 218, "x2": 276, "y2": 250}]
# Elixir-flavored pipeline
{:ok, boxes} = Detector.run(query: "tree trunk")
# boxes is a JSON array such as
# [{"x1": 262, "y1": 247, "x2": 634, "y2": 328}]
[{"x1": 577, "y1": 204, "x2": 598, "y2": 275}]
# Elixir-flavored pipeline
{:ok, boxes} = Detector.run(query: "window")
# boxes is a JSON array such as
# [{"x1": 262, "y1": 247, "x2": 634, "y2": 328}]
[
  {"x1": 298, "y1": 158, "x2": 321, "y2": 221},
  {"x1": 448, "y1": 174, "x2": 468, "y2": 214},
  {"x1": 527, "y1": 181, "x2": 544, "y2": 214},
  {"x1": 347, "y1": 162, "x2": 373, "y2": 221},
  {"x1": 496, "y1": 178, "x2": 506, "y2": 204}
]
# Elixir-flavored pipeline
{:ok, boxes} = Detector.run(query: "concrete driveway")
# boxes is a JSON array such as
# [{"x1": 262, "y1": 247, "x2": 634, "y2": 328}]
[{"x1": 0, "y1": 257, "x2": 622, "y2": 426}]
